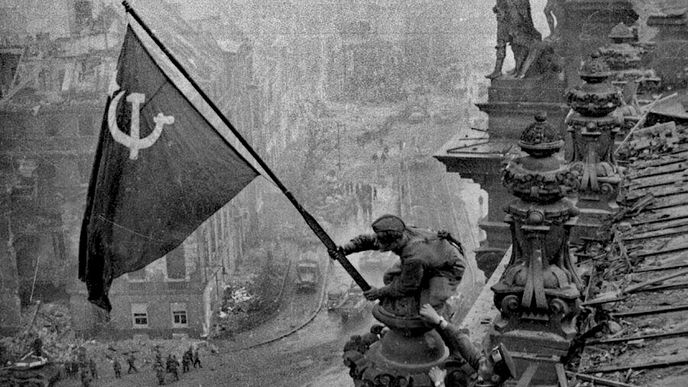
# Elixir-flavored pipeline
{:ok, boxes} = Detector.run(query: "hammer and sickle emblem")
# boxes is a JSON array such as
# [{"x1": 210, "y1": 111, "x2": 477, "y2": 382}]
[{"x1": 107, "y1": 89, "x2": 175, "y2": 160}]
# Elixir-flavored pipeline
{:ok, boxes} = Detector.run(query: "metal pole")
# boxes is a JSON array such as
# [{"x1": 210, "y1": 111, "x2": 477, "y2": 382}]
[{"x1": 29, "y1": 253, "x2": 40, "y2": 304}]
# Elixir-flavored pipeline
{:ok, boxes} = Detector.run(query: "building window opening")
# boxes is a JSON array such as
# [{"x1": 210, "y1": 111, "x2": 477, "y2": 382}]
[
  {"x1": 131, "y1": 303, "x2": 148, "y2": 328},
  {"x1": 171, "y1": 303, "x2": 188, "y2": 328}
]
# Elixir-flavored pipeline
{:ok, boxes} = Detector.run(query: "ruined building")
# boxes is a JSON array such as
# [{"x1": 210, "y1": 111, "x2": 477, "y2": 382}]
[{"x1": 0, "y1": 0, "x2": 263, "y2": 338}]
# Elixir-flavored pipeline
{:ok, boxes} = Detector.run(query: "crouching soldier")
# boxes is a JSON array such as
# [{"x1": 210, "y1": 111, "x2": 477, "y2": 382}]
[{"x1": 330, "y1": 214, "x2": 466, "y2": 315}]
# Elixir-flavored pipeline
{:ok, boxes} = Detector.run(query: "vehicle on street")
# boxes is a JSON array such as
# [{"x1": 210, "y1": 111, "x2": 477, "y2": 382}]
[{"x1": 295, "y1": 253, "x2": 320, "y2": 292}]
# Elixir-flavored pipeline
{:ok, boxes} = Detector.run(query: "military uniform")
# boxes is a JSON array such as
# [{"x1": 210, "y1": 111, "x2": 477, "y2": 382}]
[
  {"x1": 126, "y1": 353, "x2": 138, "y2": 373},
  {"x1": 182, "y1": 349, "x2": 192, "y2": 373},
  {"x1": 88, "y1": 358, "x2": 98, "y2": 379},
  {"x1": 155, "y1": 362, "x2": 166, "y2": 385},
  {"x1": 79, "y1": 366, "x2": 92, "y2": 387},
  {"x1": 192, "y1": 350, "x2": 202, "y2": 368},
  {"x1": 113, "y1": 358, "x2": 121, "y2": 378},
  {"x1": 166, "y1": 355, "x2": 179, "y2": 381},
  {"x1": 340, "y1": 215, "x2": 466, "y2": 311}
]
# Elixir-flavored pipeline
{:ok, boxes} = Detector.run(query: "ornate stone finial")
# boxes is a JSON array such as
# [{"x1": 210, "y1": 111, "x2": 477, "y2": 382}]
[
  {"x1": 518, "y1": 112, "x2": 564, "y2": 157},
  {"x1": 578, "y1": 52, "x2": 612, "y2": 83},
  {"x1": 567, "y1": 53, "x2": 623, "y2": 117},
  {"x1": 608, "y1": 22, "x2": 634, "y2": 41},
  {"x1": 503, "y1": 114, "x2": 577, "y2": 203},
  {"x1": 565, "y1": 50, "x2": 624, "y2": 239}
]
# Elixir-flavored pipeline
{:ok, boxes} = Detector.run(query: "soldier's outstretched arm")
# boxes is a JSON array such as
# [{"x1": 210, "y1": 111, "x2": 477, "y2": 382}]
[
  {"x1": 420, "y1": 304, "x2": 482, "y2": 371},
  {"x1": 341, "y1": 234, "x2": 380, "y2": 254}
]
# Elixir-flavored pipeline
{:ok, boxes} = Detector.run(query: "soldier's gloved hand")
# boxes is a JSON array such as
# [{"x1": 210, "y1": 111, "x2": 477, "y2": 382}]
[
  {"x1": 419, "y1": 304, "x2": 442, "y2": 326},
  {"x1": 363, "y1": 287, "x2": 382, "y2": 301},
  {"x1": 327, "y1": 246, "x2": 345, "y2": 260}
]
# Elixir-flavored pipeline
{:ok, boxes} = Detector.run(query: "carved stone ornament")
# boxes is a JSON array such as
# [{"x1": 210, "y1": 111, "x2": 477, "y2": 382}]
[
  {"x1": 493, "y1": 113, "x2": 581, "y2": 339},
  {"x1": 503, "y1": 113, "x2": 579, "y2": 202},
  {"x1": 566, "y1": 53, "x2": 623, "y2": 117},
  {"x1": 565, "y1": 53, "x2": 623, "y2": 206}
]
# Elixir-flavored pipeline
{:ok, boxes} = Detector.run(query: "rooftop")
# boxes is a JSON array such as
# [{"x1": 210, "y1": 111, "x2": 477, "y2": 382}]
[{"x1": 575, "y1": 96, "x2": 688, "y2": 386}]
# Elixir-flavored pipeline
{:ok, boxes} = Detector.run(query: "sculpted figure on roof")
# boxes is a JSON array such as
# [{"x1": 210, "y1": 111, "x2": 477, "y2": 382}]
[{"x1": 486, "y1": 0, "x2": 543, "y2": 80}]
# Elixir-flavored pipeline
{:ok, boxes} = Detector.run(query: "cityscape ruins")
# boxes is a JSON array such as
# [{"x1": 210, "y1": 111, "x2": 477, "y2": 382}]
[{"x1": 1, "y1": 0, "x2": 688, "y2": 386}]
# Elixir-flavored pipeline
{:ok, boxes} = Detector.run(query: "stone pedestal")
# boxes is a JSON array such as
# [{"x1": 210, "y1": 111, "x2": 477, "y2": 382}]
[
  {"x1": 566, "y1": 54, "x2": 624, "y2": 243},
  {"x1": 477, "y1": 76, "x2": 569, "y2": 140},
  {"x1": 435, "y1": 72, "x2": 570, "y2": 278},
  {"x1": 435, "y1": 139, "x2": 517, "y2": 277},
  {"x1": 345, "y1": 302, "x2": 467, "y2": 387},
  {"x1": 490, "y1": 114, "x2": 582, "y2": 386}
]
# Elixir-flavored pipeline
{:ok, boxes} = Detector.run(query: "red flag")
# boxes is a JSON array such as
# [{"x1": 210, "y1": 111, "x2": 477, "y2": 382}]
[{"x1": 79, "y1": 22, "x2": 263, "y2": 311}]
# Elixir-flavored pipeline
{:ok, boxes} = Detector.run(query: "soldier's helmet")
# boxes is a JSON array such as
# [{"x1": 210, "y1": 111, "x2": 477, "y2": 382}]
[{"x1": 372, "y1": 214, "x2": 405, "y2": 244}]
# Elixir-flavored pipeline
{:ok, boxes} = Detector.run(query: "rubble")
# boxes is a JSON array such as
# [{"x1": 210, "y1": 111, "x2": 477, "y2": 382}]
[
  {"x1": 0, "y1": 301, "x2": 79, "y2": 364},
  {"x1": 213, "y1": 258, "x2": 288, "y2": 337},
  {"x1": 579, "y1": 117, "x2": 688, "y2": 385}
]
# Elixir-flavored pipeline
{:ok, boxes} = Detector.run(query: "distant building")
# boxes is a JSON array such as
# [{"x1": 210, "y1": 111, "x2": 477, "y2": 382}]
[
  {"x1": 0, "y1": 0, "x2": 263, "y2": 338},
  {"x1": 69, "y1": 4, "x2": 262, "y2": 339},
  {"x1": 0, "y1": 8, "x2": 121, "y2": 333},
  {"x1": 70, "y1": 204, "x2": 248, "y2": 339}
]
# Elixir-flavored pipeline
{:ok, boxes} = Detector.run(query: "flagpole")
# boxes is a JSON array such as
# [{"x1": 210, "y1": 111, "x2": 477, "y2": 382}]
[{"x1": 121, "y1": 1, "x2": 370, "y2": 291}]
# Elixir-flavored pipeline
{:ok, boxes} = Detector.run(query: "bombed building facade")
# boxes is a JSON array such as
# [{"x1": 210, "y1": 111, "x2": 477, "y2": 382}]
[
  {"x1": 0, "y1": 1, "x2": 262, "y2": 338},
  {"x1": 0, "y1": 0, "x2": 472, "y2": 337}
]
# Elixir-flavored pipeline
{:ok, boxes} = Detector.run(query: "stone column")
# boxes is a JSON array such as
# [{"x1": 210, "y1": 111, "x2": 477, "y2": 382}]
[
  {"x1": 566, "y1": 53, "x2": 624, "y2": 241},
  {"x1": 490, "y1": 113, "x2": 581, "y2": 384}
]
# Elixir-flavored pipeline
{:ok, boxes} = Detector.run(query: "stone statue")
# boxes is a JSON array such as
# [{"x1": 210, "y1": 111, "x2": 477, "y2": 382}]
[
  {"x1": 486, "y1": 0, "x2": 543, "y2": 80},
  {"x1": 544, "y1": 0, "x2": 565, "y2": 40}
]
